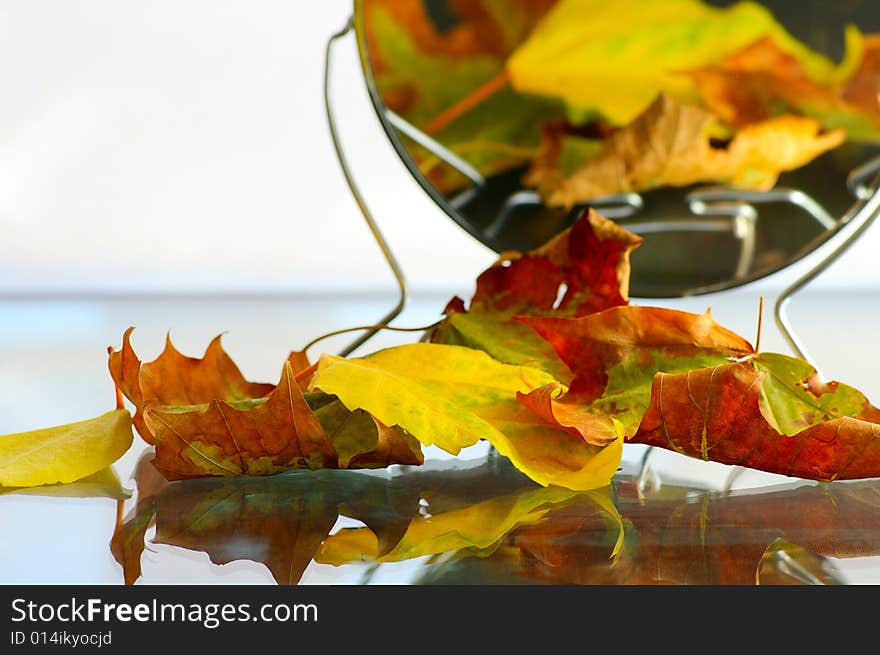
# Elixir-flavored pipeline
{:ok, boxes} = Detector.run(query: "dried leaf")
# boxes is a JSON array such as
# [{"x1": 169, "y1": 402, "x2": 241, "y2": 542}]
[
  {"x1": 108, "y1": 327, "x2": 275, "y2": 445},
  {"x1": 506, "y1": 0, "x2": 839, "y2": 126},
  {"x1": 516, "y1": 306, "x2": 753, "y2": 443},
  {"x1": 688, "y1": 32, "x2": 880, "y2": 141},
  {"x1": 631, "y1": 358, "x2": 880, "y2": 481},
  {"x1": 109, "y1": 330, "x2": 422, "y2": 480},
  {"x1": 431, "y1": 209, "x2": 642, "y2": 380},
  {"x1": 0, "y1": 409, "x2": 133, "y2": 488},
  {"x1": 310, "y1": 343, "x2": 623, "y2": 490},
  {"x1": 525, "y1": 94, "x2": 845, "y2": 207}
]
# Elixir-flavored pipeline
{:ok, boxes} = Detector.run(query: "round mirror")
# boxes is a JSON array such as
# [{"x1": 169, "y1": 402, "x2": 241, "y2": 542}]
[{"x1": 352, "y1": 0, "x2": 880, "y2": 297}]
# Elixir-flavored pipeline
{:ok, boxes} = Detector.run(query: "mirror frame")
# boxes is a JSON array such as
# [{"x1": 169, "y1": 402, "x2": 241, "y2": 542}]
[{"x1": 350, "y1": 0, "x2": 875, "y2": 298}]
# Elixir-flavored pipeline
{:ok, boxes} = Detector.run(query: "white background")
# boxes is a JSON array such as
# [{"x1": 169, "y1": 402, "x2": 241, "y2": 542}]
[{"x1": 1, "y1": 0, "x2": 878, "y2": 297}]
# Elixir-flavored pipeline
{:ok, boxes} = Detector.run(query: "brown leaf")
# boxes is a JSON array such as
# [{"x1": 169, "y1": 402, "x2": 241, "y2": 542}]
[
  {"x1": 689, "y1": 34, "x2": 880, "y2": 140},
  {"x1": 108, "y1": 327, "x2": 275, "y2": 444},
  {"x1": 842, "y1": 34, "x2": 880, "y2": 120},
  {"x1": 525, "y1": 94, "x2": 845, "y2": 207},
  {"x1": 145, "y1": 360, "x2": 338, "y2": 480},
  {"x1": 688, "y1": 36, "x2": 838, "y2": 128},
  {"x1": 108, "y1": 330, "x2": 422, "y2": 481},
  {"x1": 631, "y1": 362, "x2": 880, "y2": 481}
]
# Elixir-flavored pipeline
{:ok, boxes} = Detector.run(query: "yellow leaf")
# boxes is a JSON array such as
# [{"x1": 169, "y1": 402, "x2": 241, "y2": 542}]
[
  {"x1": 0, "y1": 410, "x2": 134, "y2": 487},
  {"x1": 316, "y1": 485, "x2": 580, "y2": 566},
  {"x1": 310, "y1": 343, "x2": 623, "y2": 490},
  {"x1": 507, "y1": 0, "x2": 840, "y2": 126}
]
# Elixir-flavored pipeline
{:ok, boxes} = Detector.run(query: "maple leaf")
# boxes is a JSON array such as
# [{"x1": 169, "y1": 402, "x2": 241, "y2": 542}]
[
  {"x1": 108, "y1": 329, "x2": 422, "y2": 481},
  {"x1": 516, "y1": 306, "x2": 753, "y2": 444},
  {"x1": 431, "y1": 208, "x2": 642, "y2": 380},
  {"x1": 505, "y1": 0, "x2": 839, "y2": 126},
  {"x1": 631, "y1": 356, "x2": 880, "y2": 481},
  {"x1": 310, "y1": 342, "x2": 623, "y2": 490},
  {"x1": 0, "y1": 409, "x2": 133, "y2": 488},
  {"x1": 525, "y1": 94, "x2": 845, "y2": 207}
]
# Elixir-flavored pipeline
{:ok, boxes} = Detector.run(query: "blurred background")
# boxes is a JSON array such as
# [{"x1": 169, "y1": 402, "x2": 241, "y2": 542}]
[{"x1": 3, "y1": 0, "x2": 880, "y2": 297}]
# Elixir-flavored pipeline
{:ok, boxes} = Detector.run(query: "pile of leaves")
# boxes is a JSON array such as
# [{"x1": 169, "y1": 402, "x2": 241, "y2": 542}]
[
  {"x1": 364, "y1": 0, "x2": 880, "y2": 206},
  {"x1": 4, "y1": 208, "x2": 880, "y2": 492}
]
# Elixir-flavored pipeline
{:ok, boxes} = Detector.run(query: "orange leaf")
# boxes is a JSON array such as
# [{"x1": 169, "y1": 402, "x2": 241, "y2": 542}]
[
  {"x1": 632, "y1": 362, "x2": 880, "y2": 481},
  {"x1": 108, "y1": 330, "x2": 422, "y2": 481}
]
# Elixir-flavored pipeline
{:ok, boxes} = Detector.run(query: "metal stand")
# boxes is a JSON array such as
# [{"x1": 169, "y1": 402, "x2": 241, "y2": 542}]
[
  {"x1": 324, "y1": 19, "x2": 408, "y2": 357},
  {"x1": 774, "y1": 155, "x2": 880, "y2": 375}
]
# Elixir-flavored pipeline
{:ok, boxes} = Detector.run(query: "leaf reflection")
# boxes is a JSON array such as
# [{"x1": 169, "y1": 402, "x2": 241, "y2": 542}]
[{"x1": 111, "y1": 449, "x2": 880, "y2": 585}]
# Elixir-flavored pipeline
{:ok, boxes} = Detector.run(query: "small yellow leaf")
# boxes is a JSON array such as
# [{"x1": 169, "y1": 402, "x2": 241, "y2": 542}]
[{"x1": 0, "y1": 410, "x2": 134, "y2": 487}]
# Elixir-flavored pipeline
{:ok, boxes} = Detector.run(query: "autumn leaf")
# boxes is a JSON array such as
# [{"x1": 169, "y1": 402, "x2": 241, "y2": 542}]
[
  {"x1": 525, "y1": 94, "x2": 845, "y2": 207},
  {"x1": 310, "y1": 342, "x2": 623, "y2": 490},
  {"x1": 363, "y1": 0, "x2": 564, "y2": 194},
  {"x1": 687, "y1": 32, "x2": 880, "y2": 142},
  {"x1": 108, "y1": 329, "x2": 422, "y2": 480},
  {"x1": 0, "y1": 409, "x2": 133, "y2": 488},
  {"x1": 508, "y1": 474, "x2": 880, "y2": 584},
  {"x1": 112, "y1": 456, "x2": 544, "y2": 585},
  {"x1": 631, "y1": 356, "x2": 880, "y2": 481},
  {"x1": 841, "y1": 33, "x2": 880, "y2": 124},
  {"x1": 516, "y1": 305, "x2": 753, "y2": 443},
  {"x1": 316, "y1": 484, "x2": 582, "y2": 567},
  {"x1": 506, "y1": 0, "x2": 841, "y2": 126},
  {"x1": 431, "y1": 208, "x2": 642, "y2": 380}
]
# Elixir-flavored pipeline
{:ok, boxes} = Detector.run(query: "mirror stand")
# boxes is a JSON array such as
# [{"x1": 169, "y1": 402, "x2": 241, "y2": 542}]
[{"x1": 324, "y1": 19, "x2": 880, "y2": 375}]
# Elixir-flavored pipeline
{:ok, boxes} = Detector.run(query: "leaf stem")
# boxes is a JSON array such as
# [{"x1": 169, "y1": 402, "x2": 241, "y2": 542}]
[
  {"x1": 755, "y1": 295, "x2": 764, "y2": 353},
  {"x1": 423, "y1": 68, "x2": 511, "y2": 135},
  {"x1": 115, "y1": 385, "x2": 125, "y2": 410},
  {"x1": 302, "y1": 321, "x2": 443, "y2": 356}
]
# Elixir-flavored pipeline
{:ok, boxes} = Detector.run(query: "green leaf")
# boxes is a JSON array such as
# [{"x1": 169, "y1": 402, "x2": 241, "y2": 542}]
[
  {"x1": 432, "y1": 311, "x2": 572, "y2": 383},
  {"x1": 0, "y1": 410, "x2": 133, "y2": 488},
  {"x1": 753, "y1": 352, "x2": 880, "y2": 436}
]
